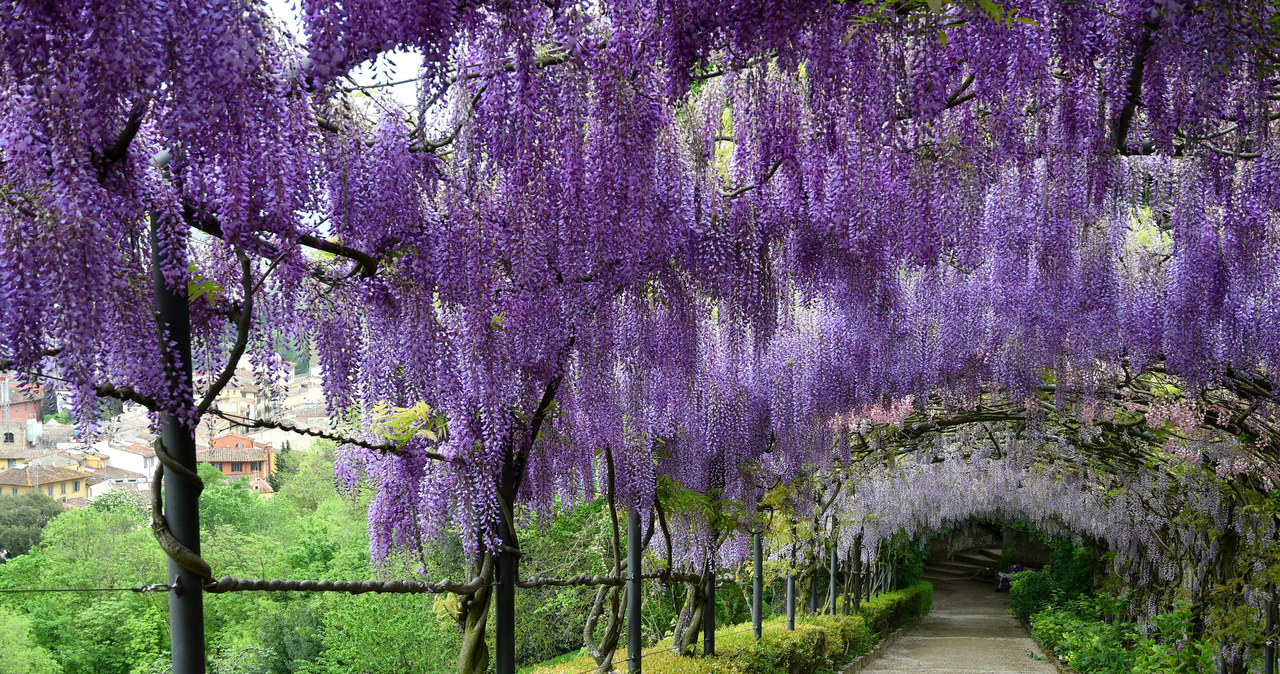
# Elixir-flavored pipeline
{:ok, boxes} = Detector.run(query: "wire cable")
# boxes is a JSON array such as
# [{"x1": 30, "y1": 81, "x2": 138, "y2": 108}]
[{"x1": 0, "y1": 584, "x2": 171, "y2": 593}]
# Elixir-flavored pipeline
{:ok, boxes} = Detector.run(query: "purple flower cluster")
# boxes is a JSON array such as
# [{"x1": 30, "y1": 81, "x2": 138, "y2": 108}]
[{"x1": 3, "y1": 2, "x2": 1280, "y2": 581}]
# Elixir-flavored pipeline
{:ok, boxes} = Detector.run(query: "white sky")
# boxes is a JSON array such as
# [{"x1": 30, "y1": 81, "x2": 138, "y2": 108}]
[{"x1": 266, "y1": 0, "x2": 424, "y2": 109}]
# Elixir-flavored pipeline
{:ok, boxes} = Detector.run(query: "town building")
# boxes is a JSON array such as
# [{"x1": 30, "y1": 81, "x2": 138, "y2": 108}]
[
  {"x1": 0, "y1": 465, "x2": 87, "y2": 502},
  {"x1": 0, "y1": 377, "x2": 43, "y2": 448},
  {"x1": 197, "y1": 433, "x2": 275, "y2": 480},
  {"x1": 96, "y1": 440, "x2": 159, "y2": 477},
  {"x1": 86, "y1": 466, "x2": 149, "y2": 499}
]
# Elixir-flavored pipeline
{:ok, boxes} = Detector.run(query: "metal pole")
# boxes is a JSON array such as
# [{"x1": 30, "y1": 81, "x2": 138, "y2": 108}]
[
  {"x1": 153, "y1": 217, "x2": 205, "y2": 673},
  {"x1": 855, "y1": 537, "x2": 865, "y2": 611},
  {"x1": 752, "y1": 533, "x2": 763, "y2": 639},
  {"x1": 495, "y1": 446, "x2": 515, "y2": 674},
  {"x1": 1265, "y1": 594, "x2": 1275, "y2": 674},
  {"x1": 628, "y1": 509, "x2": 642, "y2": 674},
  {"x1": 842, "y1": 557, "x2": 851, "y2": 616},
  {"x1": 807, "y1": 573, "x2": 817, "y2": 614},
  {"x1": 828, "y1": 542, "x2": 837, "y2": 615},
  {"x1": 703, "y1": 563, "x2": 716, "y2": 656},
  {"x1": 786, "y1": 574, "x2": 795, "y2": 630}
]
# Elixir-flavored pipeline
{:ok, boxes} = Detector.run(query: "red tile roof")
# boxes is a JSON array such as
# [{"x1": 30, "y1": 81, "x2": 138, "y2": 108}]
[
  {"x1": 197, "y1": 446, "x2": 271, "y2": 462},
  {"x1": 88, "y1": 466, "x2": 147, "y2": 481},
  {"x1": 0, "y1": 465, "x2": 85, "y2": 486}
]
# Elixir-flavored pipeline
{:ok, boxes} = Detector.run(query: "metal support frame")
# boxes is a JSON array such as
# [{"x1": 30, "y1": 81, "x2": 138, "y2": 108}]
[
  {"x1": 855, "y1": 537, "x2": 865, "y2": 611},
  {"x1": 827, "y1": 541, "x2": 837, "y2": 615},
  {"x1": 703, "y1": 564, "x2": 716, "y2": 656},
  {"x1": 495, "y1": 446, "x2": 516, "y2": 674},
  {"x1": 628, "y1": 510, "x2": 642, "y2": 673},
  {"x1": 752, "y1": 533, "x2": 763, "y2": 639},
  {"x1": 785, "y1": 574, "x2": 795, "y2": 630},
  {"x1": 153, "y1": 217, "x2": 205, "y2": 673},
  {"x1": 1265, "y1": 594, "x2": 1276, "y2": 674}
]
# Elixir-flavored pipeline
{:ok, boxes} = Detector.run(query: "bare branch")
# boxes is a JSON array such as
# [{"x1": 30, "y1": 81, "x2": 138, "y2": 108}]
[
  {"x1": 1112, "y1": 21, "x2": 1159, "y2": 153},
  {"x1": 205, "y1": 409, "x2": 460, "y2": 464},
  {"x1": 723, "y1": 158, "x2": 783, "y2": 199},
  {"x1": 194, "y1": 250, "x2": 254, "y2": 418},
  {"x1": 102, "y1": 98, "x2": 150, "y2": 164},
  {"x1": 183, "y1": 202, "x2": 379, "y2": 278}
]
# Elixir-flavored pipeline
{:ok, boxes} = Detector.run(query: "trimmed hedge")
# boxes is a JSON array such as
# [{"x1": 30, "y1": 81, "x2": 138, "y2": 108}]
[
  {"x1": 859, "y1": 582, "x2": 933, "y2": 637},
  {"x1": 522, "y1": 581, "x2": 933, "y2": 674}
]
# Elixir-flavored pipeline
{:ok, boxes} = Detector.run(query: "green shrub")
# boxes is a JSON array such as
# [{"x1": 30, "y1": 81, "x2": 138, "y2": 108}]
[
  {"x1": 1030, "y1": 605, "x2": 1138, "y2": 673},
  {"x1": 1131, "y1": 605, "x2": 1216, "y2": 674},
  {"x1": 1029, "y1": 597, "x2": 1219, "y2": 674},
  {"x1": 858, "y1": 582, "x2": 933, "y2": 637},
  {"x1": 887, "y1": 535, "x2": 929, "y2": 589},
  {"x1": 522, "y1": 582, "x2": 934, "y2": 674},
  {"x1": 1010, "y1": 569, "x2": 1054, "y2": 621},
  {"x1": 1046, "y1": 540, "x2": 1100, "y2": 602}
]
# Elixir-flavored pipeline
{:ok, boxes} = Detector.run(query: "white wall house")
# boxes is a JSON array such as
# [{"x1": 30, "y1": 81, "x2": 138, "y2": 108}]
[
  {"x1": 87, "y1": 466, "x2": 149, "y2": 499},
  {"x1": 95, "y1": 441, "x2": 158, "y2": 477}
]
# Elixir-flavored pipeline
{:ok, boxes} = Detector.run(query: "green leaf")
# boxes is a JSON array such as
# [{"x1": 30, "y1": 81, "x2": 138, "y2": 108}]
[{"x1": 187, "y1": 269, "x2": 224, "y2": 306}]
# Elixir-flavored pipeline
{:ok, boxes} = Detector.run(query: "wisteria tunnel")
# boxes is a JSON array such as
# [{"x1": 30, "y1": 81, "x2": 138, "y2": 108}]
[{"x1": 2, "y1": 1, "x2": 1280, "y2": 673}]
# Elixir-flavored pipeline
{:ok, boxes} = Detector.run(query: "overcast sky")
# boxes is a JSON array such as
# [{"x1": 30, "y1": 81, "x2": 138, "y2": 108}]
[{"x1": 265, "y1": 0, "x2": 423, "y2": 109}]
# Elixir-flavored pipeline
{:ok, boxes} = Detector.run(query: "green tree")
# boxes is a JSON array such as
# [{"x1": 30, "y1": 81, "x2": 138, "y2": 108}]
[
  {"x1": 88, "y1": 489, "x2": 149, "y2": 518},
  {"x1": 0, "y1": 607, "x2": 61, "y2": 674},
  {"x1": 257, "y1": 600, "x2": 325, "y2": 673},
  {"x1": 305, "y1": 594, "x2": 458, "y2": 674},
  {"x1": 199, "y1": 464, "x2": 264, "y2": 532},
  {"x1": 0, "y1": 507, "x2": 167, "y2": 674},
  {"x1": 276, "y1": 442, "x2": 339, "y2": 515},
  {"x1": 0, "y1": 492, "x2": 65, "y2": 560}
]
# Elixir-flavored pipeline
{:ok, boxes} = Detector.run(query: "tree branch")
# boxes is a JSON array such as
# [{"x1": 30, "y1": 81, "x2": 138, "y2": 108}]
[
  {"x1": 1112, "y1": 22, "x2": 1159, "y2": 154},
  {"x1": 194, "y1": 250, "x2": 254, "y2": 418},
  {"x1": 723, "y1": 158, "x2": 782, "y2": 199},
  {"x1": 183, "y1": 202, "x2": 379, "y2": 278},
  {"x1": 102, "y1": 98, "x2": 150, "y2": 164},
  {"x1": 205, "y1": 409, "x2": 459, "y2": 463}
]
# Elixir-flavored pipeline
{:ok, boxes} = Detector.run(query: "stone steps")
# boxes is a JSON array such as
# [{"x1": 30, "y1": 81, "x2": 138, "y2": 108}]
[{"x1": 923, "y1": 546, "x2": 1004, "y2": 583}]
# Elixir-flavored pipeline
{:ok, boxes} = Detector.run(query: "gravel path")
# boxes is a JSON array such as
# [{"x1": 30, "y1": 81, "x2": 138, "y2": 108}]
[{"x1": 857, "y1": 581, "x2": 1060, "y2": 674}]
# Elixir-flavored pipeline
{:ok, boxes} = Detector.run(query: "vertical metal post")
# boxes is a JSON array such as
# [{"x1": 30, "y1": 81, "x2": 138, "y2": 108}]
[
  {"x1": 855, "y1": 537, "x2": 865, "y2": 611},
  {"x1": 785, "y1": 574, "x2": 796, "y2": 630},
  {"x1": 703, "y1": 564, "x2": 716, "y2": 656},
  {"x1": 1265, "y1": 594, "x2": 1275, "y2": 674},
  {"x1": 153, "y1": 216, "x2": 205, "y2": 673},
  {"x1": 828, "y1": 542, "x2": 837, "y2": 615},
  {"x1": 627, "y1": 509, "x2": 642, "y2": 674},
  {"x1": 842, "y1": 557, "x2": 851, "y2": 616},
  {"x1": 495, "y1": 445, "x2": 516, "y2": 674},
  {"x1": 752, "y1": 533, "x2": 762, "y2": 639}
]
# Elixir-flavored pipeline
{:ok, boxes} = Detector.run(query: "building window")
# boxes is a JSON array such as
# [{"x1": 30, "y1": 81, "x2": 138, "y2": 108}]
[
  {"x1": 144, "y1": 457, "x2": 155, "y2": 470},
  {"x1": 2, "y1": 433, "x2": 12, "y2": 443},
  {"x1": 231, "y1": 462, "x2": 243, "y2": 473},
  {"x1": 59, "y1": 483, "x2": 66, "y2": 495},
  {"x1": 6, "y1": 459, "x2": 13, "y2": 468},
  {"x1": 252, "y1": 461, "x2": 261, "y2": 472},
  {"x1": 46, "y1": 485, "x2": 52, "y2": 496},
  {"x1": 73, "y1": 481, "x2": 79, "y2": 493},
  {"x1": 9, "y1": 487, "x2": 15, "y2": 495}
]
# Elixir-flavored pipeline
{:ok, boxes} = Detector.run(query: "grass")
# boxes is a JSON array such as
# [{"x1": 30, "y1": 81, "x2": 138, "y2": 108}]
[
  {"x1": 520, "y1": 615, "x2": 803, "y2": 674},
  {"x1": 522, "y1": 579, "x2": 934, "y2": 674}
]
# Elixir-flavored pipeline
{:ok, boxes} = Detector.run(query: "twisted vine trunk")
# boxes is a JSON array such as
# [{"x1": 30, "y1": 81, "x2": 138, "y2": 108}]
[
  {"x1": 671, "y1": 578, "x2": 707, "y2": 656},
  {"x1": 584, "y1": 574, "x2": 627, "y2": 673},
  {"x1": 457, "y1": 554, "x2": 495, "y2": 674}
]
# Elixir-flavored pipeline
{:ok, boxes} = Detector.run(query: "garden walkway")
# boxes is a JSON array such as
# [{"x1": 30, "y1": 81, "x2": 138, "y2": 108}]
[{"x1": 856, "y1": 581, "x2": 1059, "y2": 674}]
